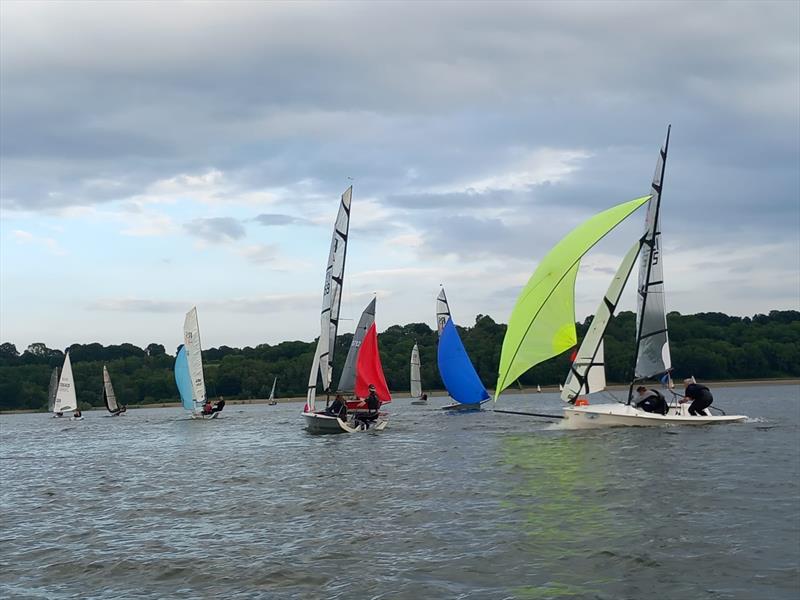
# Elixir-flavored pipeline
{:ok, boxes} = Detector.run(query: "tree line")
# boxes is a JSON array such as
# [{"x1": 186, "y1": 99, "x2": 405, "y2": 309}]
[{"x1": 1, "y1": 310, "x2": 797, "y2": 411}]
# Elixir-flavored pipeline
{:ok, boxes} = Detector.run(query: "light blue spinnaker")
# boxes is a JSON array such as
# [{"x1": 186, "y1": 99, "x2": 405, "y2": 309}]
[
  {"x1": 437, "y1": 318, "x2": 490, "y2": 405},
  {"x1": 174, "y1": 344, "x2": 194, "y2": 411}
]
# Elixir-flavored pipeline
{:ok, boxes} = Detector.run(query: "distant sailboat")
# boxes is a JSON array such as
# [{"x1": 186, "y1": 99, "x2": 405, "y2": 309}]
[
  {"x1": 268, "y1": 377, "x2": 278, "y2": 405},
  {"x1": 536, "y1": 384, "x2": 542, "y2": 393},
  {"x1": 175, "y1": 307, "x2": 222, "y2": 419},
  {"x1": 102, "y1": 365, "x2": 126, "y2": 415},
  {"x1": 409, "y1": 343, "x2": 426, "y2": 404},
  {"x1": 53, "y1": 352, "x2": 81, "y2": 419},
  {"x1": 437, "y1": 287, "x2": 490, "y2": 411}
]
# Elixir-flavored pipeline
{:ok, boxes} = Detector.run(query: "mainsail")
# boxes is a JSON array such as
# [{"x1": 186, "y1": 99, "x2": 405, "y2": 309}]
[
  {"x1": 561, "y1": 240, "x2": 643, "y2": 402},
  {"x1": 495, "y1": 195, "x2": 651, "y2": 398},
  {"x1": 53, "y1": 352, "x2": 77, "y2": 413},
  {"x1": 183, "y1": 307, "x2": 206, "y2": 411},
  {"x1": 354, "y1": 323, "x2": 392, "y2": 403},
  {"x1": 634, "y1": 126, "x2": 672, "y2": 381},
  {"x1": 436, "y1": 287, "x2": 451, "y2": 336},
  {"x1": 438, "y1": 318, "x2": 489, "y2": 405},
  {"x1": 47, "y1": 367, "x2": 59, "y2": 412},
  {"x1": 410, "y1": 343, "x2": 422, "y2": 399},
  {"x1": 102, "y1": 365, "x2": 119, "y2": 412},
  {"x1": 174, "y1": 345, "x2": 194, "y2": 411},
  {"x1": 268, "y1": 377, "x2": 277, "y2": 403},
  {"x1": 307, "y1": 186, "x2": 352, "y2": 411},
  {"x1": 337, "y1": 297, "x2": 376, "y2": 393}
]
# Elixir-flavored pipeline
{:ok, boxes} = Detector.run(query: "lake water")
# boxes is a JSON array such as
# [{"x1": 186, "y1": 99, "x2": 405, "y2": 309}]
[{"x1": 1, "y1": 385, "x2": 798, "y2": 599}]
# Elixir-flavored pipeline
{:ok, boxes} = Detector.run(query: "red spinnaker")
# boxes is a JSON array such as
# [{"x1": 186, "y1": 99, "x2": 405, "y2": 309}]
[{"x1": 354, "y1": 323, "x2": 392, "y2": 402}]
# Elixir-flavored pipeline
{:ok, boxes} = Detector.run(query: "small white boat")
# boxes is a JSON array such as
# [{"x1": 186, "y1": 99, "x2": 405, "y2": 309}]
[
  {"x1": 102, "y1": 365, "x2": 126, "y2": 416},
  {"x1": 563, "y1": 402, "x2": 746, "y2": 428},
  {"x1": 267, "y1": 377, "x2": 277, "y2": 405}
]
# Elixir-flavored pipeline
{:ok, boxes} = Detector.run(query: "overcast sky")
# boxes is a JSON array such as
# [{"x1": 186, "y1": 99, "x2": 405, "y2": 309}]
[{"x1": 1, "y1": 0, "x2": 798, "y2": 352}]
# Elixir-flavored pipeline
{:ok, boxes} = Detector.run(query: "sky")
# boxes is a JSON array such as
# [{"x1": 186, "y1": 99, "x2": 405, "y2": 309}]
[{"x1": 1, "y1": 0, "x2": 798, "y2": 353}]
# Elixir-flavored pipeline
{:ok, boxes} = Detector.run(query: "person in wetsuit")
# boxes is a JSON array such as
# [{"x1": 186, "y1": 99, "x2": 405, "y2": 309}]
[
  {"x1": 211, "y1": 397, "x2": 225, "y2": 414},
  {"x1": 326, "y1": 394, "x2": 347, "y2": 419},
  {"x1": 681, "y1": 379, "x2": 714, "y2": 416},
  {"x1": 635, "y1": 386, "x2": 668, "y2": 415}
]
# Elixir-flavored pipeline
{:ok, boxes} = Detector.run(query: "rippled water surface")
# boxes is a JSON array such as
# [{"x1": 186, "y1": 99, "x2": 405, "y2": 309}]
[{"x1": 2, "y1": 385, "x2": 798, "y2": 599}]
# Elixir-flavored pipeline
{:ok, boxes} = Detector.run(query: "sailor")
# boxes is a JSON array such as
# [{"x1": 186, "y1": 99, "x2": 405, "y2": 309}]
[
  {"x1": 73, "y1": 409, "x2": 82, "y2": 418},
  {"x1": 420, "y1": 393, "x2": 428, "y2": 402},
  {"x1": 635, "y1": 386, "x2": 668, "y2": 415},
  {"x1": 55, "y1": 412, "x2": 63, "y2": 418},
  {"x1": 326, "y1": 394, "x2": 347, "y2": 419},
  {"x1": 201, "y1": 399, "x2": 213, "y2": 415},
  {"x1": 211, "y1": 397, "x2": 225, "y2": 414},
  {"x1": 366, "y1": 384, "x2": 380, "y2": 414},
  {"x1": 681, "y1": 379, "x2": 714, "y2": 416}
]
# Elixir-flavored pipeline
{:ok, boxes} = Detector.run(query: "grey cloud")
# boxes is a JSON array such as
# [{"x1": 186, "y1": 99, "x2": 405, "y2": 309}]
[
  {"x1": 184, "y1": 217, "x2": 245, "y2": 243},
  {"x1": 253, "y1": 213, "x2": 310, "y2": 226}
]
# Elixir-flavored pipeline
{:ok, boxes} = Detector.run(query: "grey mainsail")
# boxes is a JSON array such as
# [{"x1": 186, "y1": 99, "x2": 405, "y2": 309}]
[
  {"x1": 336, "y1": 297, "x2": 376, "y2": 394},
  {"x1": 103, "y1": 365, "x2": 119, "y2": 412},
  {"x1": 410, "y1": 343, "x2": 422, "y2": 399},
  {"x1": 634, "y1": 126, "x2": 672, "y2": 381},
  {"x1": 47, "y1": 367, "x2": 59, "y2": 412}
]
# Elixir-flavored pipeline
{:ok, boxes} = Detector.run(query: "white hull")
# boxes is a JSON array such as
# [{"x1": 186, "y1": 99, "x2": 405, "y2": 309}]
[
  {"x1": 303, "y1": 411, "x2": 388, "y2": 434},
  {"x1": 190, "y1": 411, "x2": 221, "y2": 420},
  {"x1": 562, "y1": 402, "x2": 747, "y2": 429}
]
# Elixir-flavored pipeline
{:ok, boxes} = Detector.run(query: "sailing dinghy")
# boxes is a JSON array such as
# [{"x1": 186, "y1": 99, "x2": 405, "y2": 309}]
[
  {"x1": 436, "y1": 287, "x2": 490, "y2": 411},
  {"x1": 53, "y1": 351, "x2": 81, "y2": 419},
  {"x1": 102, "y1": 365, "x2": 126, "y2": 415},
  {"x1": 409, "y1": 343, "x2": 427, "y2": 404},
  {"x1": 302, "y1": 188, "x2": 390, "y2": 434},
  {"x1": 558, "y1": 128, "x2": 746, "y2": 428},
  {"x1": 267, "y1": 377, "x2": 278, "y2": 405},
  {"x1": 174, "y1": 307, "x2": 222, "y2": 419}
]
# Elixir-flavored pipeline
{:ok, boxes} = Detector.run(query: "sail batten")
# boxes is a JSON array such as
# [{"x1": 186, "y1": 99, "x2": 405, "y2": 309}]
[
  {"x1": 496, "y1": 195, "x2": 651, "y2": 398},
  {"x1": 634, "y1": 126, "x2": 672, "y2": 381}
]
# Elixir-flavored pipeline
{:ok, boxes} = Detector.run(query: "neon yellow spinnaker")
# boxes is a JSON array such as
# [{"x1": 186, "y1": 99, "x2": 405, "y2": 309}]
[{"x1": 495, "y1": 195, "x2": 651, "y2": 399}]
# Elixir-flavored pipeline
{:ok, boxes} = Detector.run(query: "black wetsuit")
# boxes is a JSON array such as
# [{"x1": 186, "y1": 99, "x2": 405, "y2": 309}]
[
  {"x1": 636, "y1": 389, "x2": 668, "y2": 415},
  {"x1": 326, "y1": 398, "x2": 347, "y2": 419},
  {"x1": 684, "y1": 383, "x2": 713, "y2": 416},
  {"x1": 211, "y1": 400, "x2": 225, "y2": 414}
]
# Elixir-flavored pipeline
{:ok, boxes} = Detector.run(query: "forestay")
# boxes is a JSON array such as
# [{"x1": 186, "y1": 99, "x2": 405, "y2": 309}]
[
  {"x1": 307, "y1": 186, "x2": 352, "y2": 411},
  {"x1": 183, "y1": 307, "x2": 206, "y2": 410},
  {"x1": 635, "y1": 126, "x2": 672, "y2": 380},
  {"x1": 410, "y1": 343, "x2": 422, "y2": 399},
  {"x1": 102, "y1": 365, "x2": 119, "y2": 412},
  {"x1": 337, "y1": 297, "x2": 375, "y2": 394},
  {"x1": 562, "y1": 240, "x2": 643, "y2": 402},
  {"x1": 53, "y1": 352, "x2": 77, "y2": 413},
  {"x1": 495, "y1": 195, "x2": 651, "y2": 398}
]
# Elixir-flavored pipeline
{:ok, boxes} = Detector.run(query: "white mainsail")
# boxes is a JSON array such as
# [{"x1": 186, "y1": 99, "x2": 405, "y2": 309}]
[
  {"x1": 410, "y1": 343, "x2": 422, "y2": 399},
  {"x1": 337, "y1": 296, "x2": 376, "y2": 394},
  {"x1": 47, "y1": 367, "x2": 59, "y2": 412},
  {"x1": 268, "y1": 377, "x2": 277, "y2": 403},
  {"x1": 102, "y1": 365, "x2": 119, "y2": 412},
  {"x1": 53, "y1": 352, "x2": 77, "y2": 413},
  {"x1": 436, "y1": 287, "x2": 451, "y2": 336},
  {"x1": 562, "y1": 241, "x2": 642, "y2": 402},
  {"x1": 635, "y1": 126, "x2": 672, "y2": 379},
  {"x1": 183, "y1": 306, "x2": 206, "y2": 411},
  {"x1": 307, "y1": 186, "x2": 352, "y2": 411}
]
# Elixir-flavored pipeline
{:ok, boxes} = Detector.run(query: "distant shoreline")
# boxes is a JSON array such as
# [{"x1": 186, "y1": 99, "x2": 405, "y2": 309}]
[{"x1": 1, "y1": 378, "x2": 797, "y2": 415}]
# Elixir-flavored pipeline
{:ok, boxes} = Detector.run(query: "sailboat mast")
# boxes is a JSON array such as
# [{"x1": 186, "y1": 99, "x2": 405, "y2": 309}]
[{"x1": 628, "y1": 125, "x2": 671, "y2": 404}]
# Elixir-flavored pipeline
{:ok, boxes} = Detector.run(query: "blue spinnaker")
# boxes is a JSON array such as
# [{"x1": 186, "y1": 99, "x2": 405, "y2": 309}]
[
  {"x1": 174, "y1": 344, "x2": 194, "y2": 411},
  {"x1": 437, "y1": 318, "x2": 490, "y2": 405}
]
